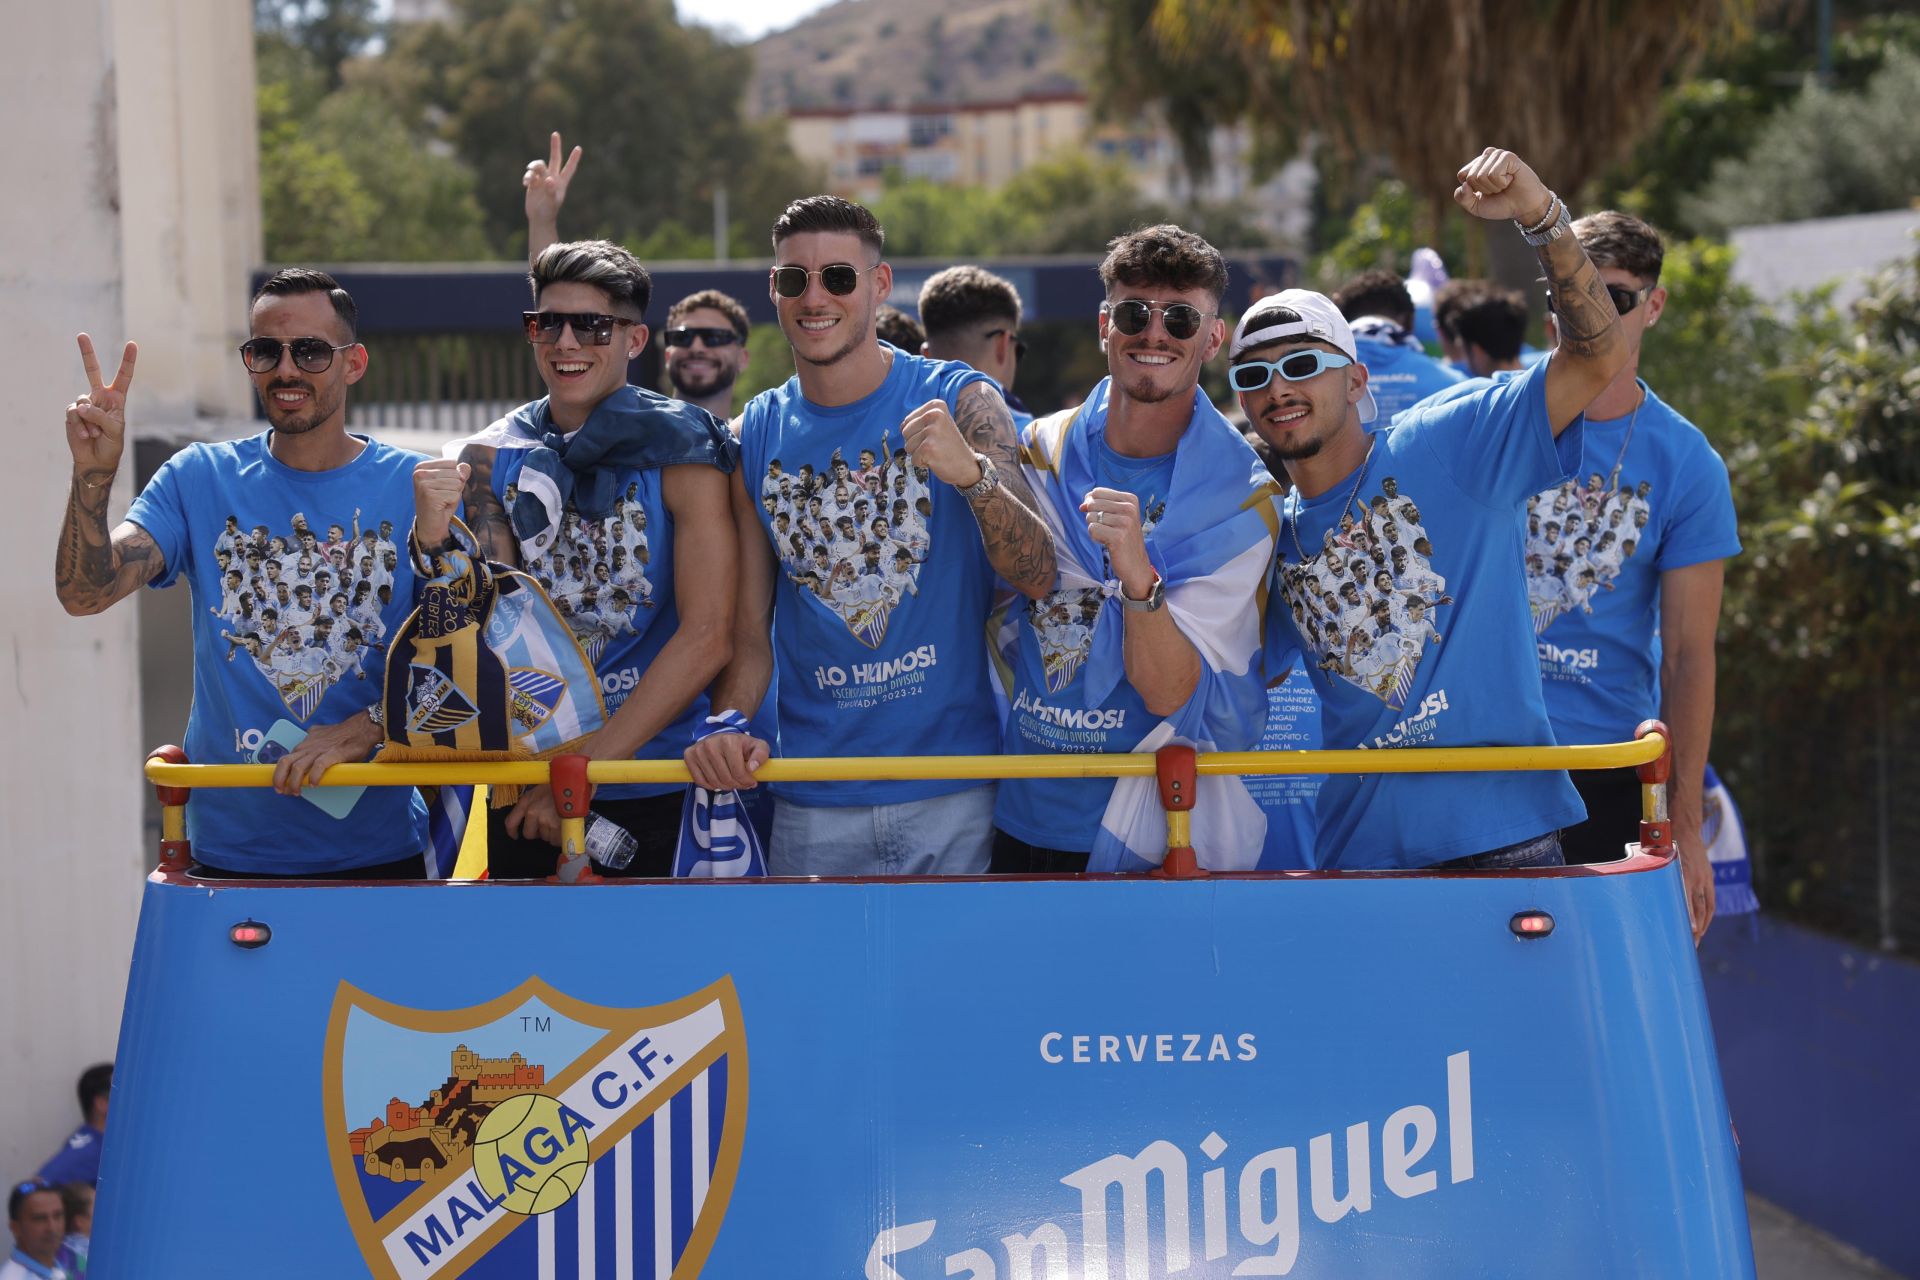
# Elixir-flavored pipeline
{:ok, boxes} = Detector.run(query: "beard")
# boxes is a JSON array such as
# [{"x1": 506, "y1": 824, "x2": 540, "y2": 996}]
[
  {"x1": 263, "y1": 379, "x2": 343, "y2": 435},
  {"x1": 670, "y1": 359, "x2": 739, "y2": 399}
]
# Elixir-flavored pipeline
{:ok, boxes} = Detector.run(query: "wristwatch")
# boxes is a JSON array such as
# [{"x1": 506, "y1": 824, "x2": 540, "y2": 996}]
[
  {"x1": 1120, "y1": 573, "x2": 1165, "y2": 613},
  {"x1": 1517, "y1": 193, "x2": 1571, "y2": 247},
  {"x1": 960, "y1": 452, "x2": 999, "y2": 501}
]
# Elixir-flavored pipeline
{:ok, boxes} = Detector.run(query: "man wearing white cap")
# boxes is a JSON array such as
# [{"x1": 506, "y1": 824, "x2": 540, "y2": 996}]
[{"x1": 1235, "y1": 147, "x2": 1633, "y2": 876}]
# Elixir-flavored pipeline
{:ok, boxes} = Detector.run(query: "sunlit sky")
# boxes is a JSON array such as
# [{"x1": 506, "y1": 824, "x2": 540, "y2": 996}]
[{"x1": 676, "y1": 0, "x2": 841, "y2": 42}]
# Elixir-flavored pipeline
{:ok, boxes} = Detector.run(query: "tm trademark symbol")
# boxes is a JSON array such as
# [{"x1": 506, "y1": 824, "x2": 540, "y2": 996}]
[{"x1": 520, "y1": 1016, "x2": 552, "y2": 1033}]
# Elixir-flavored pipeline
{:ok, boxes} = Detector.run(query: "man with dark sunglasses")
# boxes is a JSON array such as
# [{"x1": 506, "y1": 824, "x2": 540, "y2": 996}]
[
  {"x1": 431, "y1": 240, "x2": 740, "y2": 878},
  {"x1": 990, "y1": 226, "x2": 1284, "y2": 873},
  {"x1": 524, "y1": 133, "x2": 753, "y2": 421},
  {"x1": 1243, "y1": 149, "x2": 1637, "y2": 887},
  {"x1": 54, "y1": 268, "x2": 432, "y2": 878},
  {"x1": 1402, "y1": 213, "x2": 1737, "y2": 937},
  {"x1": 660, "y1": 289, "x2": 751, "y2": 419},
  {"x1": 683, "y1": 195, "x2": 1056, "y2": 876},
  {"x1": 917, "y1": 265, "x2": 1033, "y2": 427}
]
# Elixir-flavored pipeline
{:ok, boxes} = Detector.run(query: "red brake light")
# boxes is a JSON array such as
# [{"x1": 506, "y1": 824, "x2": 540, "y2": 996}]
[
  {"x1": 229, "y1": 920, "x2": 272, "y2": 949},
  {"x1": 1509, "y1": 910, "x2": 1555, "y2": 939}
]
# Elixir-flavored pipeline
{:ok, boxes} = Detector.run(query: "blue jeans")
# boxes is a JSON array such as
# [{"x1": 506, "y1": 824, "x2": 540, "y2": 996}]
[
  {"x1": 770, "y1": 785, "x2": 996, "y2": 876},
  {"x1": 1433, "y1": 829, "x2": 1566, "y2": 871}
]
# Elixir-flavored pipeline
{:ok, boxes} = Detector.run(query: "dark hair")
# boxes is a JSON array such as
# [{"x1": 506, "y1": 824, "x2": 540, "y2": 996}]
[
  {"x1": 78, "y1": 1063, "x2": 112, "y2": 1120},
  {"x1": 57, "y1": 1182, "x2": 91, "y2": 1221},
  {"x1": 918, "y1": 265, "x2": 1022, "y2": 340},
  {"x1": 252, "y1": 268, "x2": 358, "y2": 340},
  {"x1": 874, "y1": 305, "x2": 925, "y2": 352},
  {"x1": 1331, "y1": 270, "x2": 1414, "y2": 329},
  {"x1": 8, "y1": 1180, "x2": 57, "y2": 1223},
  {"x1": 1431, "y1": 278, "x2": 1484, "y2": 343},
  {"x1": 1453, "y1": 286, "x2": 1529, "y2": 362},
  {"x1": 530, "y1": 240, "x2": 652, "y2": 318},
  {"x1": 1099, "y1": 225, "x2": 1229, "y2": 303},
  {"x1": 1573, "y1": 210, "x2": 1664, "y2": 282},
  {"x1": 771, "y1": 195, "x2": 884, "y2": 258},
  {"x1": 667, "y1": 289, "x2": 749, "y2": 340}
]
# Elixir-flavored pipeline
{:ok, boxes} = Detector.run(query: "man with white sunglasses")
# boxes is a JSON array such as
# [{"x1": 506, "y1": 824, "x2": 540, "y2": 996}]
[{"x1": 1240, "y1": 148, "x2": 1634, "y2": 880}]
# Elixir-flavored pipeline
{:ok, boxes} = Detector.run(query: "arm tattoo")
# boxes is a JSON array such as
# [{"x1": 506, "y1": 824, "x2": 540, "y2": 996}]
[
  {"x1": 954, "y1": 381, "x2": 1056, "y2": 597},
  {"x1": 55, "y1": 474, "x2": 163, "y2": 614},
  {"x1": 459, "y1": 445, "x2": 519, "y2": 567},
  {"x1": 1539, "y1": 236, "x2": 1621, "y2": 360}
]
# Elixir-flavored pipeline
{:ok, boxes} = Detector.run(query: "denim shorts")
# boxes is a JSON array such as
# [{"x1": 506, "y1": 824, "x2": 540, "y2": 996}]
[{"x1": 1432, "y1": 829, "x2": 1566, "y2": 871}]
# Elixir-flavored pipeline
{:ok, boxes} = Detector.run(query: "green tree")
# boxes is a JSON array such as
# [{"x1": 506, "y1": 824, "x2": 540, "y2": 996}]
[
  {"x1": 1681, "y1": 50, "x2": 1920, "y2": 233},
  {"x1": 385, "y1": 0, "x2": 819, "y2": 258},
  {"x1": 256, "y1": 0, "x2": 377, "y2": 89}
]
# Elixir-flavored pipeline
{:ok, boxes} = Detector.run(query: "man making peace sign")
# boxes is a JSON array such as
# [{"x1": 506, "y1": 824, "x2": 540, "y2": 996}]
[{"x1": 54, "y1": 269, "x2": 432, "y2": 878}]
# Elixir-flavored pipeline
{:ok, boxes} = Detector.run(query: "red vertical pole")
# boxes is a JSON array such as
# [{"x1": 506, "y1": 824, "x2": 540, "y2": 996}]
[
  {"x1": 1151, "y1": 745, "x2": 1206, "y2": 879},
  {"x1": 147, "y1": 744, "x2": 193, "y2": 874},
  {"x1": 547, "y1": 754, "x2": 603, "y2": 884},
  {"x1": 1635, "y1": 718, "x2": 1673, "y2": 860}
]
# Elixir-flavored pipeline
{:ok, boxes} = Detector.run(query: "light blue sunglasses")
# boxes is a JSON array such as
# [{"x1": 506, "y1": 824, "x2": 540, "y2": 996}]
[{"x1": 1228, "y1": 350, "x2": 1354, "y2": 392}]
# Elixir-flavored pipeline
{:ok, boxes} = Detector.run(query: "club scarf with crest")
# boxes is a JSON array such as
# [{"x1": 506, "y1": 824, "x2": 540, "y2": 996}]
[
  {"x1": 443, "y1": 383, "x2": 737, "y2": 558},
  {"x1": 1702, "y1": 763, "x2": 1757, "y2": 916},
  {"x1": 1020, "y1": 380, "x2": 1283, "y2": 871},
  {"x1": 377, "y1": 518, "x2": 607, "y2": 843}
]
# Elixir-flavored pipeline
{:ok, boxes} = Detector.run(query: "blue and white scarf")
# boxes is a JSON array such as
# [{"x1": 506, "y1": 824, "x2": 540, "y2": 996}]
[
  {"x1": 673, "y1": 711, "x2": 768, "y2": 878},
  {"x1": 445, "y1": 384, "x2": 737, "y2": 557},
  {"x1": 1021, "y1": 380, "x2": 1283, "y2": 871}
]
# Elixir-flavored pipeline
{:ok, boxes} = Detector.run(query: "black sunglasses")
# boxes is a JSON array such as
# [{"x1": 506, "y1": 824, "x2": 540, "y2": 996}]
[
  {"x1": 663, "y1": 326, "x2": 741, "y2": 349},
  {"x1": 522, "y1": 311, "x2": 635, "y2": 345},
  {"x1": 983, "y1": 327, "x2": 1028, "y2": 360},
  {"x1": 239, "y1": 337, "x2": 355, "y2": 374},
  {"x1": 1104, "y1": 300, "x2": 1214, "y2": 341},
  {"x1": 1607, "y1": 282, "x2": 1655, "y2": 316},
  {"x1": 771, "y1": 263, "x2": 873, "y2": 298}
]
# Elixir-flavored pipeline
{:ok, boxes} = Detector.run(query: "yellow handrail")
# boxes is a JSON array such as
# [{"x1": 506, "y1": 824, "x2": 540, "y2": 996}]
[{"x1": 143, "y1": 735, "x2": 1666, "y2": 789}]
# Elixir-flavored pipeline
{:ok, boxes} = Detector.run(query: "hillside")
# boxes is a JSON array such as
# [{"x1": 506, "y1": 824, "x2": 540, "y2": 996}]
[{"x1": 747, "y1": 0, "x2": 1083, "y2": 117}]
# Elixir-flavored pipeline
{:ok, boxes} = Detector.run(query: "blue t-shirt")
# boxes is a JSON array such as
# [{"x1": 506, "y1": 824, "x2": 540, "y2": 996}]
[
  {"x1": 494, "y1": 456, "x2": 703, "y2": 798},
  {"x1": 36, "y1": 1124, "x2": 102, "y2": 1186},
  {"x1": 993, "y1": 432, "x2": 1176, "y2": 849},
  {"x1": 739, "y1": 351, "x2": 996, "y2": 806},
  {"x1": 128, "y1": 435, "x2": 430, "y2": 874},
  {"x1": 1268, "y1": 360, "x2": 1586, "y2": 869},
  {"x1": 1354, "y1": 334, "x2": 1465, "y2": 424},
  {"x1": 1248, "y1": 653, "x2": 1321, "y2": 870},
  {"x1": 1521, "y1": 383, "x2": 1741, "y2": 743}
]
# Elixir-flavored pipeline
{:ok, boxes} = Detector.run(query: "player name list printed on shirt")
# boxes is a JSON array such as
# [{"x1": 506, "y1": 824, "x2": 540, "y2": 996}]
[{"x1": 322, "y1": 976, "x2": 747, "y2": 1280}]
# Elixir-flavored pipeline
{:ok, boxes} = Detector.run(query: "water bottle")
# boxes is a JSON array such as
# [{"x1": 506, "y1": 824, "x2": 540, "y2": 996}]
[{"x1": 583, "y1": 815, "x2": 638, "y2": 872}]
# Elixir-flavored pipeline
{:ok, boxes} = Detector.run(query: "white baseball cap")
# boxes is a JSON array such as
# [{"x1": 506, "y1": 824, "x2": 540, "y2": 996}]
[{"x1": 1230, "y1": 289, "x2": 1377, "y2": 424}]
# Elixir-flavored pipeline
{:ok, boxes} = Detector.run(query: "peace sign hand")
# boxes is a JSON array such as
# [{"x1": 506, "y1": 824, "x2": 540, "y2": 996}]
[
  {"x1": 66, "y1": 333, "x2": 138, "y2": 481},
  {"x1": 524, "y1": 131, "x2": 583, "y2": 226}
]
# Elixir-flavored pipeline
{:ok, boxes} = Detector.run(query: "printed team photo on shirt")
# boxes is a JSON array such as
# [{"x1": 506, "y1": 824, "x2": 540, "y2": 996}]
[
  {"x1": 1525, "y1": 473, "x2": 1650, "y2": 632},
  {"x1": 503, "y1": 481, "x2": 656, "y2": 665},
  {"x1": 209, "y1": 510, "x2": 398, "y2": 720},
  {"x1": 1276, "y1": 475, "x2": 1451, "y2": 709},
  {"x1": 759, "y1": 437, "x2": 934, "y2": 649},
  {"x1": 1028, "y1": 495, "x2": 1164, "y2": 695}
]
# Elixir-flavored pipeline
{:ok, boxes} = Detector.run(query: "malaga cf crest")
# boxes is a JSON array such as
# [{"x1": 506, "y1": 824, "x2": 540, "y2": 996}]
[{"x1": 321, "y1": 976, "x2": 746, "y2": 1278}]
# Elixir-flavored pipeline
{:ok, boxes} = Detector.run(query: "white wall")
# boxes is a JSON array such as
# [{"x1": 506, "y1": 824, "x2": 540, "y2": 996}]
[{"x1": 0, "y1": 0, "x2": 257, "y2": 1181}]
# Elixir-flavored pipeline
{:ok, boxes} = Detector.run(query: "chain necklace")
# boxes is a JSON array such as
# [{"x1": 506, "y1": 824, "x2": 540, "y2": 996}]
[
  {"x1": 1598, "y1": 383, "x2": 1644, "y2": 493},
  {"x1": 1288, "y1": 435, "x2": 1376, "y2": 565}
]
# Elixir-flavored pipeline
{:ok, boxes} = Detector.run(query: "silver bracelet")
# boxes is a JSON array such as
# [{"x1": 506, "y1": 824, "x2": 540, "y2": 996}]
[{"x1": 1518, "y1": 192, "x2": 1562, "y2": 237}]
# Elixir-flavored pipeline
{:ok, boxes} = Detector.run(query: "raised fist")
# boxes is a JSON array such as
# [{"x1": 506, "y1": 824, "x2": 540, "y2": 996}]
[{"x1": 1453, "y1": 148, "x2": 1553, "y2": 226}]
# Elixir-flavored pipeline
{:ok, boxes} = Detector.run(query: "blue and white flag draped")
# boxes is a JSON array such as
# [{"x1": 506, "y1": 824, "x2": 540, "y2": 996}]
[
  {"x1": 1020, "y1": 379, "x2": 1283, "y2": 871},
  {"x1": 444, "y1": 384, "x2": 737, "y2": 558},
  {"x1": 1702, "y1": 764, "x2": 1757, "y2": 915},
  {"x1": 673, "y1": 711, "x2": 768, "y2": 878}
]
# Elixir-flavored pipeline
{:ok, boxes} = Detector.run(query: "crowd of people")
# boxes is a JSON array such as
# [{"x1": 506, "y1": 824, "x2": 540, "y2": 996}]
[
  {"x1": 51, "y1": 139, "x2": 1736, "y2": 908},
  {"x1": 41, "y1": 140, "x2": 1742, "y2": 1228}
]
